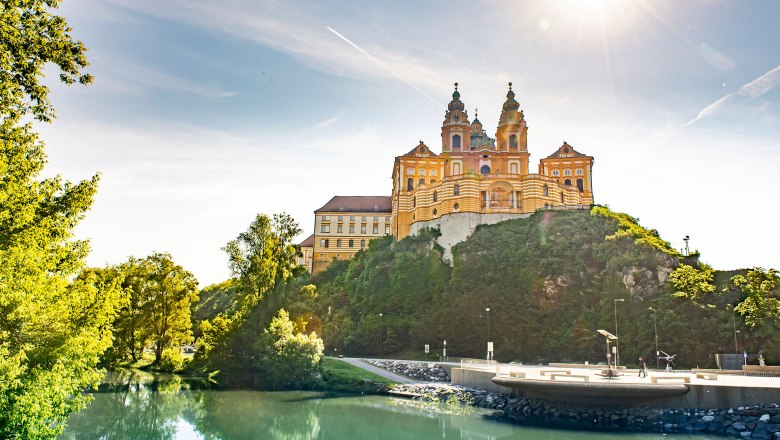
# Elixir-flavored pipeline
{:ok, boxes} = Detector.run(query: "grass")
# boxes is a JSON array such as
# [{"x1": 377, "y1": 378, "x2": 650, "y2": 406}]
[{"x1": 321, "y1": 358, "x2": 396, "y2": 392}]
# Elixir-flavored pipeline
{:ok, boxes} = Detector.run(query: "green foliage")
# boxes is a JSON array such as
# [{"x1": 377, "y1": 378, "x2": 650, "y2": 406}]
[
  {"x1": 669, "y1": 264, "x2": 716, "y2": 302},
  {"x1": 192, "y1": 279, "x2": 240, "y2": 327},
  {"x1": 256, "y1": 309, "x2": 324, "y2": 389},
  {"x1": 158, "y1": 348, "x2": 186, "y2": 373},
  {"x1": 104, "y1": 253, "x2": 199, "y2": 365},
  {"x1": 732, "y1": 268, "x2": 780, "y2": 327},
  {"x1": 0, "y1": 82, "x2": 118, "y2": 439},
  {"x1": 591, "y1": 205, "x2": 679, "y2": 256},
  {"x1": 320, "y1": 358, "x2": 393, "y2": 392},
  {"x1": 223, "y1": 213, "x2": 301, "y2": 302},
  {"x1": 0, "y1": 0, "x2": 93, "y2": 123}
]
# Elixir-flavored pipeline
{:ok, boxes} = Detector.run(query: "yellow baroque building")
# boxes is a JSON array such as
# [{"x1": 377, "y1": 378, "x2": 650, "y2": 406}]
[{"x1": 391, "y1": 83, "x2": 594, "y2": 239}]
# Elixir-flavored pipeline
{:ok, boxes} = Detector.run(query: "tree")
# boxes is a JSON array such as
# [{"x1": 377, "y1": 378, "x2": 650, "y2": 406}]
[
  {"x1": 1, "y1": 0, "x2": 93, "y2": 123},
  {"x1": 732, "y1": 268, "x2": 780, "y2": 327},
  {"x1": 107, "y1": 253, "x2": 199, "y2": 365},
  {"x1": 257, "y1": 309, "x2": 324, "y2": 389},
  {"x1": 222, "y1": 213, "x2": 301, "y2": 302},
  {"x1": 669, "y1": 263, "x2": 716, "y2": 302},
  {"x1": 0, "y1": 119, "x2": 120, "y2": 438}
]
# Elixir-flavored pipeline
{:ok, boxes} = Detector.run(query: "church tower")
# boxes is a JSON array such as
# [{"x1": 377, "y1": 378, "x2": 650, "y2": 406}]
[
  {"x1": 495, "y1": 83, "x2": 529, "y2": 174},
  {"x1": 441, "y1": 83, "x2": 471, "y2": 152}
]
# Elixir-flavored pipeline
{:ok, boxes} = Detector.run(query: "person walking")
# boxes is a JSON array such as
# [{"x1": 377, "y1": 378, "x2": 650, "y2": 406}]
[{"x1": 638, "y1": 356, "x2": 647, "y2": 378}]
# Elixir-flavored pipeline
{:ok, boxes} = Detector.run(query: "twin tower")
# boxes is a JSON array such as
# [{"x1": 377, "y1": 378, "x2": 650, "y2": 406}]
[{"x1": 391, "y1": 83, "x2": 595, "y2": 238}]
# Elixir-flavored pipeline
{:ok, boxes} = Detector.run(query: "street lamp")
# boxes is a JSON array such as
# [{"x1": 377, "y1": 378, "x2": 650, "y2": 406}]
[
  {"x1": 683, "y1": 235, "x2": 690, "y2": 256},
  {"x1": 649, "y1": 307, "x2": 660, "y2": 369},
  {"x1": 443, "y1": 340, "x2": 447, "y2": 360},
  {"x1": 485, "y1": 307, "x2": 491, "y2": 361},
  {"x1": 614, "y1": 299, "x2": 624, "y2": 367},
  {"x1": 379, "y1": 312, "x2": 383, "y2": 358}
]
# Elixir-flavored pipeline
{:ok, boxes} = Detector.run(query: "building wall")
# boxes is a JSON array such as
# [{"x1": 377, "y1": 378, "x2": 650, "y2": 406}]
[
  {"x1": 312, "y1": 211, "x2": 392, "y2": 274},
  {"x1": 298, "y1": 245, "x2": 313, "y2": 273}
]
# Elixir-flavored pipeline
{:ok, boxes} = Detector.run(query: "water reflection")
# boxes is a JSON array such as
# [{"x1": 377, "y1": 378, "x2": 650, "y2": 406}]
[{"x1": 62, "y1": 372, "x2": 721, "y2": 440}]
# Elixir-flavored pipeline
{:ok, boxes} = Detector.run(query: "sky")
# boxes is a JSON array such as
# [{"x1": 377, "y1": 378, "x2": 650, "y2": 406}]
[{"x1": 37, "y1": 0, "x2": 780, "y2": 287}]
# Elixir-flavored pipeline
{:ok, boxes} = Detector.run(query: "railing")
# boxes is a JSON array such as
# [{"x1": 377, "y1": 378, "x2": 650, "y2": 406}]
[{"x1": 460, "y1": 358, "x2": 499, "y2": 370}]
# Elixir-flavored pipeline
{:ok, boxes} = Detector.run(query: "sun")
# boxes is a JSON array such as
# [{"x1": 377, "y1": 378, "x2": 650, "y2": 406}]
[{"x1": 544, "y1": 0, "x2": 639, "y2": 35}]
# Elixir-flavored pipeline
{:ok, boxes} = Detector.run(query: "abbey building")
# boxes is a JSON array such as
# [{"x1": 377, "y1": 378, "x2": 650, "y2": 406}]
[{"x1": 303, "y1": 83, "x2": 595, "y2": 273}]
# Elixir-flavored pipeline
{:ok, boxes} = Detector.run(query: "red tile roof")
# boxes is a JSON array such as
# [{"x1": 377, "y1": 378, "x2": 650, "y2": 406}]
[
  {"x1": 299, "y1": 233, "x2": 315, "y2": 247},
  {"x1": 315, "y1": 196, "x2": 392, "y2": 213}
]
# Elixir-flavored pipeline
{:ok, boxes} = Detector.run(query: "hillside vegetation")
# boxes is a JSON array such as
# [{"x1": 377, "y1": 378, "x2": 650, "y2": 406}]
[{"x1": 310, "y1": 207, "x2": 779, "y2": 368}]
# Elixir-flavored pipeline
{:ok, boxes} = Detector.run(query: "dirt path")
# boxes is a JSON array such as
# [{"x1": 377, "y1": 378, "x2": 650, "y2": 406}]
[{"x1": 329, "y1": 357, "x2": 419, "y2": 384}]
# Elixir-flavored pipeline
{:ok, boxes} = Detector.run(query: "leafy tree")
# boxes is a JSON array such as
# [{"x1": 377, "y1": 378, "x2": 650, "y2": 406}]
[
  {"x1": 222, "y1": 213, "x2": 301, "y2": 302},
  {"x1": 0, "y1": 120, "x2": 120, "y2": 437},
  {"x1": 732, "y1": 268, "x2": 780, "y2": 327},
  {"x1": 256, "y1": 309, "x2": 324, "y2": 389},
  {"x1": 669, "y1": 263, "x2": 716, "y2": 302},
  {"x1": 107, "y1": 253, "x2": 199, "y2": 365}
]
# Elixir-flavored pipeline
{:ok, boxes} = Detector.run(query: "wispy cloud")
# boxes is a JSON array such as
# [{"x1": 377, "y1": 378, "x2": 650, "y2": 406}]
[
  {"x1": 91, "y1": 52, "x2": 238, "y2": 100},
  {"x1": 684, "y1": 64, "x2": 780, "y2": 127}
]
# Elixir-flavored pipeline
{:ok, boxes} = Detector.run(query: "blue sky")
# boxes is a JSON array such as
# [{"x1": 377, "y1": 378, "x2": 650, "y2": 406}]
[{"x1": 38, "y1": 0, "x2": 780, "y2": 286}]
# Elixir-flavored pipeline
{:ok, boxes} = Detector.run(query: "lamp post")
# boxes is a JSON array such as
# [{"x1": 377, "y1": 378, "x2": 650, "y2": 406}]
[
  {"x1": 379, "y1": 312, "x2": 383, "y2": 358},
  {"x1": 443, "y1": 340, "x2": 447, "y2": 360},
  {"x1": 486, "y1": 307, "x2": 491, "y2": 361},
  {"x1": 683, "y1": 235, "x2": 690, "y2": 256},
  {"x1": 614, "y1": 299, "x2": 624, "y2": 367},
  {"x1": 649, "y1": 307, "x2": 660, "y2": 369}
]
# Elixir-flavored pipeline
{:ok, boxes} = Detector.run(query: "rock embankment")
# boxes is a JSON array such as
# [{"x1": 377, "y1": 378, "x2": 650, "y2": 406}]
[
  {"x1": 390, "y1": 383, "x2": 780, "y2": 439},
  {"x1": 365, "y1": 360, "x2": 450, "y2": 382}
]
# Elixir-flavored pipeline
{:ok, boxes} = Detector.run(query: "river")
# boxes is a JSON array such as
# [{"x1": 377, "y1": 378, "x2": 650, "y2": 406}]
[{"x1": 60, "y1": 371, "x2": 722, "y2": 439}]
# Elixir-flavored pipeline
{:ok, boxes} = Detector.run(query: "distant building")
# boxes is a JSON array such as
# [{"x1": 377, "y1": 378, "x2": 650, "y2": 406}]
[
  {"x1": 302, "y1": 83, "x2": 595, "y2": 273},
  {"x1": 298, "y1": 234, "x2": 314, "y2": 273},
  {"x1": 391, "y1": 83, "x2": 594, "y2": 239},
  {"x1": 310, "y1": 196, "x2": 392, "y2": 274}
]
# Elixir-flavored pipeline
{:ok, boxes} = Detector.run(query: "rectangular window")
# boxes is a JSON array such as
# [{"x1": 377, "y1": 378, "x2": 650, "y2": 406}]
[
  {"x1": 319, "y1": 239, "x2": 325, "y2": 247},
  {"x1": 361, "y1": 225, "x2": 366, "y2": 234},
  {"x1": 320, "y1": 224, "x2": 330, "y2": 233},
  {"x1": 336, "y1": 239, "x2": 341, "y2": 247},
  {"x1": 361, "y1": 216, "x2": 366, "y2": 221},
  {"x1": 350, "y1": 215, "x2": 355, "y2": 221},
  {"x1": 349, "y1": 239, "x2": 354, "y2": 248},
  {"x1": 349, "y1": 225, "x2": 355, "y2": 234},
  {"x1": 324, "y1": 239, "x2": 329, "y2": 248},
  {"x1": 337, "y1": 215, "x2": 343, "y2": 221},
  {"x1": 373, "y1": 225, "x2": 379, "y2": 234},
  {"x1": 373, "y1": 216, "x2": 378, "y2": 221},
  {"x1": 385, "y1": 225, "x2": 390, "y2": 234},
  {"x1": 322, "y1": 215, "x2": 329, "y2": 221},
  {"x1": 385, "y1": 216, "x2": 391, "y2": 222},
  {"x1": 337, "y1": 225, "x2": 343, "y2": 233}
]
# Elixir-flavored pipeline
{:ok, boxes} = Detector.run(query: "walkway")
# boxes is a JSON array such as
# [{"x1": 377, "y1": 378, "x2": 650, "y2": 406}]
[{"x1": 329, "y1": 357, "x2": 419, "y2": 384}]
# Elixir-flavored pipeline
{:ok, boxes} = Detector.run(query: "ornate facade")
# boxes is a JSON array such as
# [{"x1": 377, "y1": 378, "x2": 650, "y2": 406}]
[{"x1": 391, "y1": 83, "x2": 594, "y2": 239}]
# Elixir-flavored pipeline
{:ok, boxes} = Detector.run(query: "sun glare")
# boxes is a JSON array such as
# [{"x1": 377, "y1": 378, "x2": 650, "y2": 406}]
[{"x1": 546, "y1": 0, "x2": 639, "y2": 35}]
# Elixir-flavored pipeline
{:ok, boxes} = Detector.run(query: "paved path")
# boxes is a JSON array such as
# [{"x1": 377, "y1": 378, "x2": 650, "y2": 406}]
[{"x1": 328, "y1": 357, "x2": 419, "y2": 384}]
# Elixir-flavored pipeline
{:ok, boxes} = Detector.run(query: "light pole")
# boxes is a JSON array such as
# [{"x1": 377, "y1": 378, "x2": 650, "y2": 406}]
[
  {"x1": 379, "y1": 312, "x2": 383, "y2": 358},
  {"x1": 443, "y1": 340, "x2": 447, "y2": 360},
  {"x1": 486, "y1": 307, "x2": 491, "y2": 361},
  {"x1": 683, "y1": 235, "x2": 690, "y2": 256},
  {"x1": 727, "y1": 304, "x2": 738, "y2": 354},
  {"x1": 614, "y1": 299, "x2": 624, "y2": 367},
  {"x1": 649, "y1": 307, "x2": 659, "y2": 369}
]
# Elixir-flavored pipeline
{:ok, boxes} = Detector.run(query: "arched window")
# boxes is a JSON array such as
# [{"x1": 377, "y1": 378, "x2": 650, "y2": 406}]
[
  {"x1": 564, "y1": 169, "x2": 571, "y2": 176},
  {"x1": 509, "y1": 134, "x2": 517, "y2": 148},
  {"x1": 453, "y1": 134, "x2": 461, "y2": 149},
  {"x1": 454, "y1": 203, "x2": 459, "y2": 210},
  {"x1": 407, "y1": 178, "x2": 414, "y2": 191},
  {"x1": 433, "y1": 208, "x2": 438, "y2": 216},
  {"x1": 433, "y1": 191, "x2": 438, "y2": 202},
  {"x1": 480, "y1": 165, "x2": 491, "y2": 175},
  {"x1": 565, "y1": 178, "x2": 571, "y2": 186},
  {"x1": 430, "y1": 179, "x2": 436, "y2": 184},
  {"x1": 454, "y1": 183, "x2": 460, "y2": 196},
  {"x1": 543, "y1": 184, "x2": 549, "y2": 197},
  {"x1": 419, "y1": 178, "x2": 425, "y2": 186},
  {"x1": 577, "y1": 179, "x2": 584, "y2": 192},
  {"x1": 552, "y1": 170, "x2": 560, "y2": 176}
]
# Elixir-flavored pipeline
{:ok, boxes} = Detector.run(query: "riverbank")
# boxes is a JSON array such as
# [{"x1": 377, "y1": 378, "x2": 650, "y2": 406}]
[{"x1": 390, "y1": 383, "x2": 780, "y2": 438}]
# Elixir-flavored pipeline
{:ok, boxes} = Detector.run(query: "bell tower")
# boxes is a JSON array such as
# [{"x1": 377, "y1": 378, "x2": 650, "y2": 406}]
[
  {"x1": 441, "y1": 82, "x2": 470, "y2": 153},
  {"x1": 496, "y1": 82, "x2": 529, "y2": 173}
]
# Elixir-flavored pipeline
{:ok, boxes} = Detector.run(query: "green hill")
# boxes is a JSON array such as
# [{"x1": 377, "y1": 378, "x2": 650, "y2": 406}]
[{"x1": 311, "y1": 207, "x2": 777, "y2": 368}]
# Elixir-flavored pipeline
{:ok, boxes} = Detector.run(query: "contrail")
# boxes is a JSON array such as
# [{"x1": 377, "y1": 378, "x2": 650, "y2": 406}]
[
  {"x1": 326, "y1": 26, "x2": 445, "y2": 110},
  {"x1": 684, "y1": 64, "x2": 780, "y2": 127}
]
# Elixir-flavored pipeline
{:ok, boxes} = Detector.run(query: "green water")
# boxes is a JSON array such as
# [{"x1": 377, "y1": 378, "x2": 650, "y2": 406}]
[{"x1": 61, "y1": 372, "x2": 720, "y2": 440}]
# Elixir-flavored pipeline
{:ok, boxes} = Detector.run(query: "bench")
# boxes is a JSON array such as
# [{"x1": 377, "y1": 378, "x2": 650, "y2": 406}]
[
  {"x1": 509, "y1": 371, "x2": 526, "y2": 378},
  {"x1": 651, "y1": 376, "x2": 690, "y2": 384},
  {"x1": 540, "y1": 369, "x2": 571, "y2": 376},
  {"x1": 695, "y1": 373, "x2": 718, "y2": 380},
  {"x1": 550, "y1": 373, "x2": 589, "y2": 382}
]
